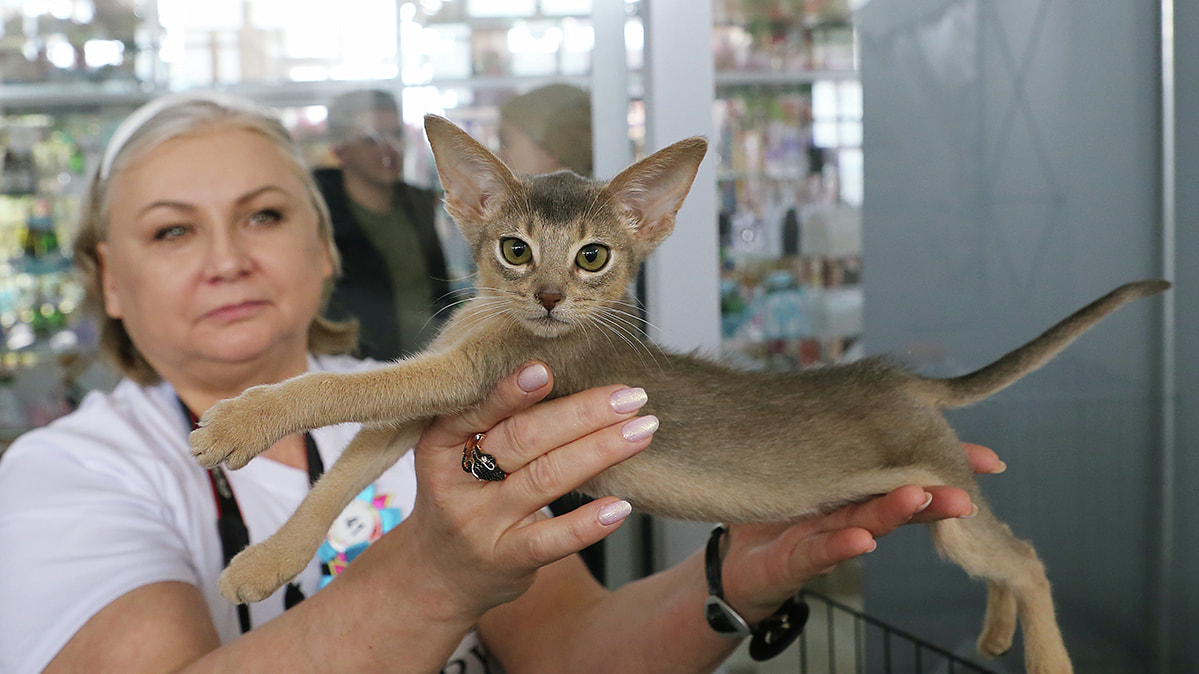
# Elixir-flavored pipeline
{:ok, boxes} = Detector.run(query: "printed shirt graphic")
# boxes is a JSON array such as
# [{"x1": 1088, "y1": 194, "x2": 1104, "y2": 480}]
[
  {"x1": 312, "y1": 479, "x2": 502, "y2": 673},
  {"x1": 318, "y1": 484, "x2": 404, "y2": 588}
]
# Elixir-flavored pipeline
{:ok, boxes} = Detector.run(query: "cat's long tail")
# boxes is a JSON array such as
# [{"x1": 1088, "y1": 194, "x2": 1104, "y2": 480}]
[{"x1": 916, "y1": 279, "x2": 1170, "y2": 409}]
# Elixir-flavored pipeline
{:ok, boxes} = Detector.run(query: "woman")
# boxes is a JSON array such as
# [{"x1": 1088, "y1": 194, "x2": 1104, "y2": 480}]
[{"x1": 0, "y1": 92, "x2": 995, "y2": 673}]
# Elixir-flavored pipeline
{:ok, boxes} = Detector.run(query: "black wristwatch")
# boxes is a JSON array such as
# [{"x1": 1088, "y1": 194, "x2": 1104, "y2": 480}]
[{"x1": 703, "y1": 524, "x2": 811, "y2": 661}]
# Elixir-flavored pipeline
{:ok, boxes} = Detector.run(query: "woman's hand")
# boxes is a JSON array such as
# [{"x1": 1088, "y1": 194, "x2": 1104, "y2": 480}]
[
  {"x1": 718, "y1": 444, "x2": 1005, "y2": 623},
  {"x1": 400, "y1": 361, "x2": 654, "y2": 623}
]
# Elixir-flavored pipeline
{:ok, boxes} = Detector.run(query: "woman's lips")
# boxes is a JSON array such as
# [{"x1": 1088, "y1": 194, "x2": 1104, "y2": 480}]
[{"x1": 204, "y1": 300, "x2": 268, "y2": 322}]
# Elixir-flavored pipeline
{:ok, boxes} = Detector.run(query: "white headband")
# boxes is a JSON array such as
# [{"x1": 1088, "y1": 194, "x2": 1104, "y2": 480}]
[{"x1": 99, "y1": 90, "x2": 275, "y2": 180}]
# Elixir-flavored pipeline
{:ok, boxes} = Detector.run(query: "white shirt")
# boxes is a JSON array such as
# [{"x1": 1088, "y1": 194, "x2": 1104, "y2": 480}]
[{"x1": 0, "y1": 354, "x2": 494, "y2": 673}]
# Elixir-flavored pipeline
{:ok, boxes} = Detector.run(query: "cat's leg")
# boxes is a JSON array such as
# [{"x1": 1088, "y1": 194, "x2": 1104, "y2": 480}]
[
  {"x1": 978, "y1": 581, "x2": 1018, "y2": 657},
  {"x1": 932, "y1": 508, "x2": 1072, "y2": 674},
  {"x1": 218, "y1": 424, "x2": 420, "y2": 604},
  {"x1": 191, "y1": 349, "x2": 497, "y2": 470}
]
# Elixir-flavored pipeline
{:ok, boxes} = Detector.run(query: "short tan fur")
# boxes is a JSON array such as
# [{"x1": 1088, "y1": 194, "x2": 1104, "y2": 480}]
[{"x1": 191, "y1": 114, "x2": 1170, "y2": 674}]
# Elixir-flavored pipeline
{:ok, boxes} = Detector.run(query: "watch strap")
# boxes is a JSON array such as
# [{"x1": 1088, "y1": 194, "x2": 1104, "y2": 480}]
[
  {"x1": 703, "y1": 524, "x2": 751, "y2": 637},
  {"x1": 702, "y1": 524, "x2": 810, "y2": 660}
]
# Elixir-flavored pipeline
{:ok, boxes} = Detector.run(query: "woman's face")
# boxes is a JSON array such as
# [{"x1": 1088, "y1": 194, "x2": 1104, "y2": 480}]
[{"x1": 99, "y1": 125, "x2": 333, "y2": 384}]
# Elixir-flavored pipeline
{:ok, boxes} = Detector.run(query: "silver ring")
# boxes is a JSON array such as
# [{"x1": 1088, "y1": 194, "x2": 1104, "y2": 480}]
[{"x1": 462, "y1": 432, "x2": 507, "y2": 482}]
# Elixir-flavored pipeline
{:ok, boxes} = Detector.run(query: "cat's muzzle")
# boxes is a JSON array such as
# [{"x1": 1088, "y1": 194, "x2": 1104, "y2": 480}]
[{"x1": 462, "y1": 432, "x2": 507, "y2": 481}]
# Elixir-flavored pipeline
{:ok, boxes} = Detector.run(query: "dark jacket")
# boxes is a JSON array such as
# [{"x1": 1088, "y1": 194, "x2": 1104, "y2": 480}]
[{"x1": 314, "y1": 167, "x2": 452, "y2": 361}]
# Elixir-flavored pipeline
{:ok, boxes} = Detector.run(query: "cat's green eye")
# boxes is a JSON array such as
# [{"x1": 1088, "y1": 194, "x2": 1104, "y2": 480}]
[
  {"x1": 576, "y1": 244, "x2": 610, "y2": 272},
  {"x1": 501, "y1": 238, "x2": 533, "y2": 265}
]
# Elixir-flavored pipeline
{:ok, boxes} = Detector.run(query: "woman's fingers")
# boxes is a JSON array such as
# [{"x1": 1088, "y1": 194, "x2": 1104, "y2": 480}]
[
  {"x1": 806, "y1": 484, "x2": 976, "y2": 537},
  {"x1": 502, "y1": 413, "x2": 655, "y2": 512},
  {"x1": 908, "y1": 485, "x2": 977, "y2": 523},
  {"x1": 963, "y1": 443, "x2": 1006, "y2": 474},
  {"x1": 789, "y1": 527, "x2": 878, "y2": 577},
  {"x1": 722, "y1": 483, "x2": 980, "y2": 618},
  {"x1": 503, "y1": 497, "x2": 634, "y2": 567},
  {"x1": 426, "y1": 364, "x2": 652, "y2": 486},
  {"x1": 414, "y1": 362, "x2": 654, "y2": 552},
  {"x1": 485, "y1": 385, "x2": 652, "y2": 479}
]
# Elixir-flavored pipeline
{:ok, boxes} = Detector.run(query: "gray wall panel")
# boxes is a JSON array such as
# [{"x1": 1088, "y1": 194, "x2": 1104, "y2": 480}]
[{"x1": 858, "y1": 1, "x2": 1167, "y2": 671}]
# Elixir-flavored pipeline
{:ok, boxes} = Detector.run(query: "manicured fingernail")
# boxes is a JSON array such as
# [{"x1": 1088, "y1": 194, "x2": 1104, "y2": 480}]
[
  {"x1": 598, "y1": 500, "x2": 633, "y2": 526},
  {"x1": 916, "y1": 492, "x2": 933, "y2": 513},
  {"x1": 960, "y1": 504, "x2": 979, "y2": 519},
  {"x1": 518, "y1": 363, "x2": 549, "y2": 392},
  {"x1": 609, "y1": 387, "x2": 648, "y2": 414},
  {"x1": 621, "y1": 415, "x2": 659, "y2": 442}
]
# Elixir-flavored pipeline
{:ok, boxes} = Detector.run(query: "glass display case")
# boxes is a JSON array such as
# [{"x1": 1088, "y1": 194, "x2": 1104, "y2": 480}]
[
  {"x1": 0, "y1": 107, "x2": 124, "y2": 440},
  {"x1": 0, "y1": 0, "x2": 644, "y2": 441},
  {"x1": 713, "y1": 0, "x2": 863, "y2": 372}
]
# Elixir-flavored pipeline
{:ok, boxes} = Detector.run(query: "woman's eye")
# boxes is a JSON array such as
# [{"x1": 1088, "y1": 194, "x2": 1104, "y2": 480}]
[
  {"x1": 153, "y1": 224, "x2": 189, "y2": 241},
  {"x1": 250, "y1": 208, "x2": 283, "y2": 226},
  {"x1": 501, "y1": 238, "x2": 532, "y2": 265},
  {"x1": 576, "y1": 244, "x2": 609, "y2": 272}
]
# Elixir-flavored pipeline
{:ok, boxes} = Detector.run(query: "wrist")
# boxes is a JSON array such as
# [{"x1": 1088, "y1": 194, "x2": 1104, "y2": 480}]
[{"x1": 702, "y1": 525, "x2": 810, "y2": 661}]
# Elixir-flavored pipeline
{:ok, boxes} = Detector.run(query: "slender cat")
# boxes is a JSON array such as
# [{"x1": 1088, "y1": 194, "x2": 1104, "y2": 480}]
[{"x1": 191, "y1": 114, "x2": 1169, "y2": 674}]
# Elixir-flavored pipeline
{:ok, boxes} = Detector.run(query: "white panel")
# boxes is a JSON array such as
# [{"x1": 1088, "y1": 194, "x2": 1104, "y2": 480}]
[{"x1": 641, "y1": 0, "x2": 720, "y2": 573}]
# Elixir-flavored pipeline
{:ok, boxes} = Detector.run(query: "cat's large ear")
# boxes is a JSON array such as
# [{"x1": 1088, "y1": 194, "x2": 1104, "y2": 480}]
[
  {"x1": 605, "y1": 136, "x2": 708, "y2": 254},
  {"x1": 424, "y1": 115, "x2": 521, "y2": 241}
]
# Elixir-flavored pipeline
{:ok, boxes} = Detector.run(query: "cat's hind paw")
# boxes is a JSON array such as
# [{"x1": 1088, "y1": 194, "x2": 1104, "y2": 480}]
[{"x1": 218, "y1": 539, "x2": 307, "y2": 604}]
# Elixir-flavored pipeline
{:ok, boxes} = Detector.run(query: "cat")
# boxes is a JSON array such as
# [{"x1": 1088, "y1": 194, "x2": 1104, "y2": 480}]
[{"x1": 190, "y1": 113, "x2": 1169, "y2": 674}]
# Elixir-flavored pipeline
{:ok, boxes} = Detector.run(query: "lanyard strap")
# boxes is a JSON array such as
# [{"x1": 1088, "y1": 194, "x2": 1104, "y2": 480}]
[{"x1": 178, "y1": 397, "x2": 324, "y2": 633}]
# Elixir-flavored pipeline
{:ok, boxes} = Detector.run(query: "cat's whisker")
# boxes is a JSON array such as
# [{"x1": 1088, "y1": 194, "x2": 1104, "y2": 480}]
[
  {"x1": 607, "y1": 309, "x2": 668, "y2": 363},
  {"x1": 611, "y1": 296, "x2": 650, "y2": 316},
  {"x1": 602, "y1": 293, "x2": 652, "y2": 319},
  {"x1": 610, "y1": 301, "x2": 660, "y2": 337},
  {"x1": 602, "y1": 303, "x2": 652, "y2": 332},
  {"x1": 598, "y1": 299, "x2": 662, "y2": 344},
  {"x1": 457, "y1": 300, "x2": 517, "y2": 326},
  {"x1": 421, "y1": 291, "x2": 485, "y2": 332},
  {"x1": 432, "y1": 285, "x2": 479, "y2": 305},
  {"x1": 444, "y1": 297, "x2": 521, "y2": 334},
  {"x1": 589, "y1": 307, "x2": 666, "y2": 373},
  {"x1": 576, "y1": 312, "x2": 625, "y2": 361},
  {"x1": 603, "y1": 324, "x2": 666, "y2": 374}
]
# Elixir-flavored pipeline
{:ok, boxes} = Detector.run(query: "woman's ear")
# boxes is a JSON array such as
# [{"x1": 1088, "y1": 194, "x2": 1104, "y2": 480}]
[{"x1": 96, "y1": 242, "x2": 124, "y2": 319}]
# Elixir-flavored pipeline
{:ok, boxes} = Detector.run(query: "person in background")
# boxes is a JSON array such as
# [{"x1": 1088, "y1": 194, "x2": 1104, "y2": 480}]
[
  {"x1": 316, "y1": 89, "x2": 451, "y2": 361},
  {"x1": 0, "y1": 91, "x2": 1001, "y2": 674},
  {"x1": 498, "y1": 82, "x2": 593, "y2": 177}
]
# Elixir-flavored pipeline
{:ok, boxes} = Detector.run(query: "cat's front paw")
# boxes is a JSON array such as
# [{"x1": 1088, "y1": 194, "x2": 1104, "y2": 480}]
[
  {"x1": 218, "y1": 538, "x2": 306, "y2": 604},
  {"x1": 190, "y1": 386, "x2": 283, "y2": 470}
]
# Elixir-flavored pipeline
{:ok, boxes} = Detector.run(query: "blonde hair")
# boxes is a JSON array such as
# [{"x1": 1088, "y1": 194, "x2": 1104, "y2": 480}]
[{"x1": 74, "y1": 91, "x2": 358, "y2": 385}]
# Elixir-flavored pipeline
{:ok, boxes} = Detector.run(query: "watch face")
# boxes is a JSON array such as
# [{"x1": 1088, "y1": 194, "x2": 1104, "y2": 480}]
[{"x1": 704, "y1": 595, "x2": 752, "y2": 638}]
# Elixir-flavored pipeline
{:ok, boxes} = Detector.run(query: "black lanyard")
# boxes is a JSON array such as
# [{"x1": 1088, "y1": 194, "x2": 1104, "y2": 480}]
[{"x1": 177, "y1": 397, "x2": 324, "y2": 634}]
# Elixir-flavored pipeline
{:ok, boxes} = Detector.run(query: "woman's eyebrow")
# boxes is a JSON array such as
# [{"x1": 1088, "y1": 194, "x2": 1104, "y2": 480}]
[
  {"x1": 236, "y1": 185, "x2": 291, "y2": 205},
  {"x1": 137, "y1": 185, "x2": 291, "y2": 217}
]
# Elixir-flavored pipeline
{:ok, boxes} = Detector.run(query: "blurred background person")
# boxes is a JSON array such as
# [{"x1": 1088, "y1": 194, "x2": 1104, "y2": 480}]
[
  {"x1": 498, "y1": 83, "x2": 593, "y2": 177},
  {"x1": 316, "y1": 89, "x2": 451, "y2": 361}
]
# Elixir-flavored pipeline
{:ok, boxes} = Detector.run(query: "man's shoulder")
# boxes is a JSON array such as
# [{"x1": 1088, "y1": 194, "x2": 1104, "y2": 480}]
[{"x1": 396, "y1": 180, "x2": 437, "y2": 203}]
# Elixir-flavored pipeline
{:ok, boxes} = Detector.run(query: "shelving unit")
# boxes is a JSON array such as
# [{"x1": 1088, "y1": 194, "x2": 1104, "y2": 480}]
[
  {"x1": 0, "y1": 0, "x2": 637, "y2": 441},
  {"x1": 0, "y1": 0, "x2": 643, "y2": 440},
  {"x1": 712, "y1": 0, "x2": 863, "y2": 372}
]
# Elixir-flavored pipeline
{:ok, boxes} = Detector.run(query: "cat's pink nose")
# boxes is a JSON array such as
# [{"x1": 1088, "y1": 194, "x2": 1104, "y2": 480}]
[{"x1": 537, "y1": 290, "x2": 565, "y2": 310}]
